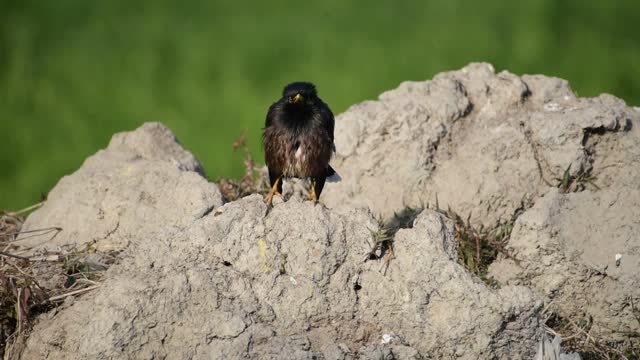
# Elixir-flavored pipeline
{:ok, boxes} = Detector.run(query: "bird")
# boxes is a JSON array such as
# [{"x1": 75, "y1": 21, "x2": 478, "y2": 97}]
[{"x1": 262, "y1": 81, "x2": 339, "y2": 206}]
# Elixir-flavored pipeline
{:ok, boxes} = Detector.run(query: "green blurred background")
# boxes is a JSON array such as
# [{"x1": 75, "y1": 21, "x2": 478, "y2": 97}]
[{"x1": 1, "y1": 0, "x2": 639, "y2": 209}]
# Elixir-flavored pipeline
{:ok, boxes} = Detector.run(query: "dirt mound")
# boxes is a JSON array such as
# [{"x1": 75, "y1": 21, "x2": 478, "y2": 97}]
[
  {"x1": 18, "y1": 124, "x2": 540, "y2": 359},
  {"x1": 17, "y1": 122, "x2": 222, "y2": 252},
  {"x1": 324, "y1": 63, "x2": 639, "y2": 346},
  {"x1": 15, "y1": 63, "x2": 640, "y2": 358}
]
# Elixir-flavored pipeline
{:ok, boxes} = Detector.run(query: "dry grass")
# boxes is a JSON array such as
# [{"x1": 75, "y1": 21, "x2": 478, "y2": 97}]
[
  {"x1": 542, "y1": 301, "x2": 640, "y2": 360},
  {"x1": 364, "y1": 202, "x2": 518, "y2": 285},
  {"x1": 215, "y1": 129, "x2": 269, "y2": 203},
  {"x1": 441, "y1": 207, "x2": 516, "y2": 286},
  {"x1": 0, "y1": 204, "x2": 119, "y2": 359},
  {"x1": 417, "y1": 197, "x2": 520, "y2": 286}
]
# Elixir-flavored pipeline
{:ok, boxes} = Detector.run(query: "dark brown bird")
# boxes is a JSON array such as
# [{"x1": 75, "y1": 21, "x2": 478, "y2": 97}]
[{"x1": 263, "y1": 82, "x2": 339, "y2": 206}]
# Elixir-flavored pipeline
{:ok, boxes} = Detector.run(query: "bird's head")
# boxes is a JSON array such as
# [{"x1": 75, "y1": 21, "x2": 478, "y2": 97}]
[{"x1": 282, "y1": 82, "x2": 317, "y2": 106}]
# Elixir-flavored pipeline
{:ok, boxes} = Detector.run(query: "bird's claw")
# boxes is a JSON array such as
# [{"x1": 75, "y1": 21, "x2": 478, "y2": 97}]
[
  {"x1": 264, "y1": 192, "x2": 275, "y2": 206},
  {"x1": 308, "y1": 180, "x2": 318, "y2": 202},
  {"x1": 265, "y1": 175, "x2": 282, "y2": 209}
]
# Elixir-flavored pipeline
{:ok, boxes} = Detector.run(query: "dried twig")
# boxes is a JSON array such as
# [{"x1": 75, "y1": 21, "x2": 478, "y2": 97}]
[
  {"x1": 0, "y1": 251, "x2": 30, "y2": 260},
  {"x1": 41, "y1": 285, "x2": 100, "y2": 304},
  {"x1": 6, "y1": 227, "x2": 62, "y2": 242},
  {"x1": 216, "y1": 129, "x2": 268, "y2": 202},
  {"x1": 9, "y1": 202, "x2": 44, "y2": 216},
  {"x1": 1, "y1": 205, "x2": 116, "y2": 359}
]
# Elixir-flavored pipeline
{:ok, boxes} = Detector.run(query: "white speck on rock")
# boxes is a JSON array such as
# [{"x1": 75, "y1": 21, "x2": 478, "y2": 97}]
[{"x1": 544, "y1": 102, "x2": 562, "y2": 112}]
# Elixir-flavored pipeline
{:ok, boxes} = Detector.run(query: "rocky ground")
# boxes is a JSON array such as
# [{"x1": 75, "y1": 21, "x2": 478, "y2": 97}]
[{"x1": 5, "y1": 64, "x2": 639, "y2": 359}]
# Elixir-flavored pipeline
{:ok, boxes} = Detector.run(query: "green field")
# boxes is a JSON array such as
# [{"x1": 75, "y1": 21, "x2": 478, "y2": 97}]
[{"x1": 1, "y1": 0, "x2": 639, "y2": 209}]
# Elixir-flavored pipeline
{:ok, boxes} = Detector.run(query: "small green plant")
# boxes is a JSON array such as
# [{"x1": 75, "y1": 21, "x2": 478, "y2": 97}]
[
  {"x1": 365, "y1": 216, "x2": 396, "y2": 275},
  {"x1": 443, "y1": 208, "x2": 516, "y2": 285},
  {"x1": 365, "y1": 206, "x2": 424, "y2": 275},
  {"x1": 556, "y1": 164, "x2": 601, "y2": 193}
]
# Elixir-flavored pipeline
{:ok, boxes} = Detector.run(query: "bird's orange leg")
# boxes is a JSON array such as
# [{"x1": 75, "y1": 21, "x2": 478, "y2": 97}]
[
  {"x1": 309, "y1": 179, "x2": 318, "y2": 202},
  {"x1": 265, "y1": 175, "x2": 282, "y2": 206}
]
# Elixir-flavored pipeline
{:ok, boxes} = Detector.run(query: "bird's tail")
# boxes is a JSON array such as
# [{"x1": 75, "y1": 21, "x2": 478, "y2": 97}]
[{"x1": 326, "y1": 165, "x2": 342, "y2": 183}]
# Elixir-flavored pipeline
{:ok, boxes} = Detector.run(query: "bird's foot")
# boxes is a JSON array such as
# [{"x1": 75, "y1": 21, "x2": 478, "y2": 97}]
[
  {"x1": 264, "y1": 191, "x2": 282, "y2": 208},
  {"x1": 265, "y1": 175, "x2": 283, "y2": 209},
  {"x1": 264, "y1": 192, "x2": 275, "y2": 206},
  {"x1": 308, "y1": 180, "x2": 318, "y2": 202},
  {"x1": 264, "y1": 192, "x2": 278, "y2": 216}
]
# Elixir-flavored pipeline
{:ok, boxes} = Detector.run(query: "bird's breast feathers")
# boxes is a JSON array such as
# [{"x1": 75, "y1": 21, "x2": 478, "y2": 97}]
[
  {"x1": 275, "y1": 133, "x2": 332, "y2": 178},
  {"x1": 284, "y1": 144, "x2": 306, "y2": 177}
]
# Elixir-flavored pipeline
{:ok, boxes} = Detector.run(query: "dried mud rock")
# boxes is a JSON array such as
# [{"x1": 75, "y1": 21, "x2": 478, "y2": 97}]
[
  {"x1": 17, "y1": 122, "x2": 222, "y2": 251},
  {"x1": 19, "y1": 123, "x2": 542, "y2": 359},
  {"x1": 323, "y1": 63, "x2": 632, "y2": 226},
  {"x1": 323, "y1": 63, "x2": 639, "y2": 345},
  {"x1": 23, "y1": 195, "x2": 541, "y2": 359}
]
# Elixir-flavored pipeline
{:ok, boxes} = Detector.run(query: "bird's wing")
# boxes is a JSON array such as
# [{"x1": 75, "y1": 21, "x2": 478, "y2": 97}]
[
  {"x1": 326, "y1": 165, "x2": 341, "y2": 182},
  {"x1": 320, "y1": 101, "x2": 340, "y2": 181},
  {"x1": 319, "y1": 101, "x2": 335, "y2": 143},
  {"x1": 265, "y1": 101, "x2": 280, "y2": 128},
  {"x1": 263, "y1": 101, "x2": 282, "y2": 150}
]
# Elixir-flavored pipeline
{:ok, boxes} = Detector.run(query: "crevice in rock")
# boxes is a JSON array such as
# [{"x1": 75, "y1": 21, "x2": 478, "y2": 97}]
[
  {"x1": 100, "y1": 220, "x2": 120, "y2": 241},
  {"x1": 581, "y1": 118, "x2": 632, "y2": 147},
  {"x1": 581, "y1": 125, "x2": 610, "y2": 147},
  {"x1": 519, "y1": 120, "x2": 555, "y2": 187},
  {"x1": 198, "y1": 204, "x2": 217, "y2": 219}
]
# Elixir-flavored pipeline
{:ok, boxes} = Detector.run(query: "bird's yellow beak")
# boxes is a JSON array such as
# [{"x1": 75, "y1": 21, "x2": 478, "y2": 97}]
[{"x1": 293, "y1": 94, "x2": 303, "y2": 103}]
